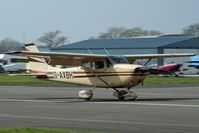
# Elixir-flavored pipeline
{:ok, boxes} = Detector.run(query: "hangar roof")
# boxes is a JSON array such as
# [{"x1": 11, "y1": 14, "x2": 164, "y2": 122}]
[{"x1": 52, "y1": 35, "x2": 199, "y2": 50}]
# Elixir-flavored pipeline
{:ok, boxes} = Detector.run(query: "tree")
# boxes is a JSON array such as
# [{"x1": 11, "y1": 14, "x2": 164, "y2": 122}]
[
  {"x1": 148, "y1": 30, "x2": 163, "y2": 36},
  {"x1": 0, "y1": 38, "x2": 22, "y2": 53},
  {"x1": 182, "y1": 23, "x2": 199, "y2": 36},
  {"x1": 38, "y1": 30, "x2": 68, "y2": 48},
  {"x1": 121, "y1": 27, "x2": 148, "y2": 37},
  {"x1": 98, "y1": 27, "x2": 163, "y2": 39},
  {"x1": 98, "y1": 27, "x2": 126, "y2": 39}
]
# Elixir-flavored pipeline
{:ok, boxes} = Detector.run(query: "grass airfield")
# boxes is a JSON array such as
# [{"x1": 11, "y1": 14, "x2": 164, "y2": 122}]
[{"x1": 0, "y1": 73, "x2": 198, "y2": 85}]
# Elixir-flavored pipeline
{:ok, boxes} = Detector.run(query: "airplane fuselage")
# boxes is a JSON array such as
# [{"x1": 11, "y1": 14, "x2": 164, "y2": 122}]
[{"x1": 45, "y1": 64, "x2": 147, "y2": 88}]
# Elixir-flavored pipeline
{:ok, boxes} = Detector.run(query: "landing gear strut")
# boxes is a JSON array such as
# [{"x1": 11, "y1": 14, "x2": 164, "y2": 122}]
[{"x1": 113, "y1": 88, "x2": 138, "y2": 101}]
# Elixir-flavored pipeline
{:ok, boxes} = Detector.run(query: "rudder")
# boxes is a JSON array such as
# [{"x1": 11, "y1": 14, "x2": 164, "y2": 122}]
[{"x1": 25, "y1": 43, "x2": 49, "y2": 74}]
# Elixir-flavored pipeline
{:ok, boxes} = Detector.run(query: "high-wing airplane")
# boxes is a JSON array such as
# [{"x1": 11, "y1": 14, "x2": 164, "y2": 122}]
[
  {"x1": 148, "y1": 63, "x2": 183, "y2": 76},
  {"x1": 187, "y1": 56, "x2": 199, "y2": 69},
  {"x1": 6, "y1": 43, "x2": 195, "y2": 101}
]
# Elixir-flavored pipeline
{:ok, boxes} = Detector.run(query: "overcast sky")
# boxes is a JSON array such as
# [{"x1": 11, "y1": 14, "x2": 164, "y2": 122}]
[{"x1": 0, "y1": 0, "x2": 198, "y2": 43}]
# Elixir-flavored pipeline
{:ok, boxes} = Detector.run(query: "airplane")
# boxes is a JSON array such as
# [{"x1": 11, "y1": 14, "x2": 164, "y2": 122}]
[
  {"x1": 148, "y1": 63, "x2": 183, "y2": 77},
  {"x1": 6, "y1": 43, "x2": 196, "y2": 101},
  {"x1": 187, "y1": 55, "x2": 199, "y2": 69}
]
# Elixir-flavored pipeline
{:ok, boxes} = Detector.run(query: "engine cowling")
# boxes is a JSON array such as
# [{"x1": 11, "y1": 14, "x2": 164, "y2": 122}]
[{"x1": 134, "y1": 67, "x2": 149, "y2": 74}]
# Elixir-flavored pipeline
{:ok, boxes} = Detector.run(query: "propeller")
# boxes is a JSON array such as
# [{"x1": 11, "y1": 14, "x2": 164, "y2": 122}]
[{"x1": 134, "y1": 67, "x2": 149, "y2": 74}]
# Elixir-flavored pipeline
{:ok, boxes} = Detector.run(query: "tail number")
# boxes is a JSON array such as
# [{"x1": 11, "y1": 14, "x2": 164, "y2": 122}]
[{"x1": 53, "y1": 72, "x2": 74, "y2": 79}]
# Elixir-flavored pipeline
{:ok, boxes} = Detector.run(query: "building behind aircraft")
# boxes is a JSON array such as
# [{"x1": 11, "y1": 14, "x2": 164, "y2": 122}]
[{"x1": 52, "y1": 35, "x2": 199, "y2": 75}]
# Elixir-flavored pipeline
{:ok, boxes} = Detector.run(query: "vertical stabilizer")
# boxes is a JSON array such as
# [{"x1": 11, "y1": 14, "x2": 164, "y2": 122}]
[
  {"x1": 25, "y1": 43, "x2": 49, "y2": 74},
  {"x1": 24, "y1": 43, "x2": 40, "y2": 52}
]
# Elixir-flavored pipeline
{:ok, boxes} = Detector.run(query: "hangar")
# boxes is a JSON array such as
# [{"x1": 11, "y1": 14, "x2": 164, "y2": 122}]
[{"x1": 52, "y1": 35, "x2": 199, "y2": 66}]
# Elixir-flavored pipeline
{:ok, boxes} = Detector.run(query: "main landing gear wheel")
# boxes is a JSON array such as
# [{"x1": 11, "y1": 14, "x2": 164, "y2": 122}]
[
  {"x1": 78, "y1": 90, "x2": 93, "y2": 101},
  {"x1": 117, "y1": 90, "x2": 128, "y2": 100},
  {"x1": 113, "y1": 90, "x2": 138, "y2": 101}
]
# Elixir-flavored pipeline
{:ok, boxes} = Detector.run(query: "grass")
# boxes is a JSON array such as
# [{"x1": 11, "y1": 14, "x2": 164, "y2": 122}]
[
  {"x1": 0, "y1": 73, "x2": 198, "y2": 85},
  {"x1": 0, "y1": 73, "x2": 51, "y2": 85},
  {"x1": 145, "y1": 75, "x2": 199, "y2": 84},
  {"x1": 0, "y1": 128, "x2": 109, "y2": 133}
]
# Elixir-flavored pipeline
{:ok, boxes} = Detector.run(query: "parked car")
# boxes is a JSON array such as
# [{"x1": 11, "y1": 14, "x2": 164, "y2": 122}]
[{"x1": 0, "y1": 54, "x2": 27, "y2": 73}]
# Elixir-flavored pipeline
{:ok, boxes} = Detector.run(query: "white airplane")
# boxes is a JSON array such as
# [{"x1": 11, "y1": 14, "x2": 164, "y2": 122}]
[{"x1": 6, "y1": 43, "x2": 195, "y2": 101}]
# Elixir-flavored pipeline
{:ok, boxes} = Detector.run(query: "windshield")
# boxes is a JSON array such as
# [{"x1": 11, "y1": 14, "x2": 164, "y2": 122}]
[{"x1": 108, "y1": 56, "x2": 129, "y2": 64}]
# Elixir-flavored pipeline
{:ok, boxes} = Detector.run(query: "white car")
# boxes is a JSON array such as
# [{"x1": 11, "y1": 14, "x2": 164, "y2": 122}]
[{"x1": 0, "y1": 54, "x2": 27, "y2": 72}]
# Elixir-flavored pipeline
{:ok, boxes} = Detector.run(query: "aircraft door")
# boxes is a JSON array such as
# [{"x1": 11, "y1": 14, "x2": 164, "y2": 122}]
[{"x1": 83, "y1": 59, "x2": 109, "y2": 72}]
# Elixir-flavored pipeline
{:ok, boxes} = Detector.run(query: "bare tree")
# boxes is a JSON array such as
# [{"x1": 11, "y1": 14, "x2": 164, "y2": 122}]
[
  {"x1": 38, "y1": 30, "x2": 68, "y2": 48},
  {"x1": 0, "y1": 38, "x2": 22, "y2": 53}
]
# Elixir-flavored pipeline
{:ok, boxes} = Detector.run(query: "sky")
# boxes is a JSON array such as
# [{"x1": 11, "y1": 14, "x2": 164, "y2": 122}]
[{"x1": 0, "y1": 0, "x2": 199, "y2": 44}]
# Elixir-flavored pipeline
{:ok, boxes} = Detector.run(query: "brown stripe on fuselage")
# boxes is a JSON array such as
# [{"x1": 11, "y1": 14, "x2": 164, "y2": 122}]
[
  {"x1": 30, "y1": 70, "x2": 146, "y2": 77},
  {"x1": 73, "y1": 73, "x2": 146, "y2": 78},
  {"x1": 72, "y1": 71, "x2": 133, "y2": 74}
]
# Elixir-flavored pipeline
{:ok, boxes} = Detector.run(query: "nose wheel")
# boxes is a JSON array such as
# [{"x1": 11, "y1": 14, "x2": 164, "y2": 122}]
[{"x1": 113, "y1": 89, "x2": 138, "y2": 101}]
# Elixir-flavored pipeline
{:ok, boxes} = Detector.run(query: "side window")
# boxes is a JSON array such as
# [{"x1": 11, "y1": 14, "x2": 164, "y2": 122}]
[
  {"x1": 83, "y1": 62, "x2": 92, "y2": 69},
  {"x1": 106, "y1": 58, "x2": 112, "y2": 67},
  {"x1": 95, "y1": 61, "x2": 104, "y2": 69},
  {"x1": 83, "y1": 61, "x2": 105, "y2": 70},
  {"x1": 10, "y1": 58, "x2": 28, "y2": 63}
]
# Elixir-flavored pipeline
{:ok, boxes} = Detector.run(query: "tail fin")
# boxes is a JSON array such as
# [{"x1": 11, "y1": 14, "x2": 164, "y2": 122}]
[
  {"x1": 24, "y1": 43, "x2": 40, "y2": 52},
  {"x1": 25, "y1": 43, "x2": 49, "y2": 74}
]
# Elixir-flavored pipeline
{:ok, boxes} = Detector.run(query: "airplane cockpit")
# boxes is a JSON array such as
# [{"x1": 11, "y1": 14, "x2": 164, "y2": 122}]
[
  {"x1": 83, "y1": 60, "x2": 106, "y2": 70},
  {"x1": 82, "y1": 56, "x2": 130, "y2": 71}
]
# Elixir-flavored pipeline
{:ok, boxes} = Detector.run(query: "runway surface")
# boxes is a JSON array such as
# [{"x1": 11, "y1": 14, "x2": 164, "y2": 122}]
[{"x1": 0, "y1": 84, "x2": 199, "y2": 133}]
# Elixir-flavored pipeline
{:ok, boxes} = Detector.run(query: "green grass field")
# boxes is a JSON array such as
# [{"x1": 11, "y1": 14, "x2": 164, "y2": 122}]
[
  {"x1": 0, "y1": 73, "x2": 198, "y2": 85},
  {"x1": 0, "y1": 73, "x2": 51, "y2": 84},
  {"x1": 144, "y1": 75, "x2": 199, "y2": 84},
  {"x1": 0, "y1": 128, "x2": 109, "y2": 133}
]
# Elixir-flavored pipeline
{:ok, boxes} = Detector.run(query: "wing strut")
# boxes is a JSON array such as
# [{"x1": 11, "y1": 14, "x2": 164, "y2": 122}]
[
  {"x1": 104, "y1": 48, "x2": 110, "y2": 55},
  {"x1": 82, "y1": 66, "x2": 112, "y2": 87},
  {"x1": 144, "y1": 58, "x2": 152, "y2": 66}
]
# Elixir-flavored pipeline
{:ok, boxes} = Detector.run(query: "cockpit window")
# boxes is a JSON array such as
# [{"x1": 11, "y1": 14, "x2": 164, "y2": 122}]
[
  {"x1": 83, "y1": 60, "x2": 105, "y2": 70},
  {"x1": 94, "y1": 61, "x2": 104, "y2": 69},
  {"x1": 108, "y1": 56, "x2": 129, "y2": 64},
  {"x1": 106, "y1": 58, "x2": 112, "y2": 67}
]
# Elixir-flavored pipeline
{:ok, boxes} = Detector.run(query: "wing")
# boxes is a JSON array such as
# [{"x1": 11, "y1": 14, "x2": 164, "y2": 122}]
[
  {"x1": 6, "y1": 50, "x2": 195, "y2": 66},
  {"x1": 6, "y1": 51, "x2": 107, "y2": 66},
  {"x1": 125, "y1": 53, "x2": 196, "y2": 63}
]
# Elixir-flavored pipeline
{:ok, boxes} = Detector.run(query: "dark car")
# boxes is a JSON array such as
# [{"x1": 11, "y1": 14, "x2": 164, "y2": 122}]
[{"x1": 0, "y1": 65, "x2": 4, "y2": 72}]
